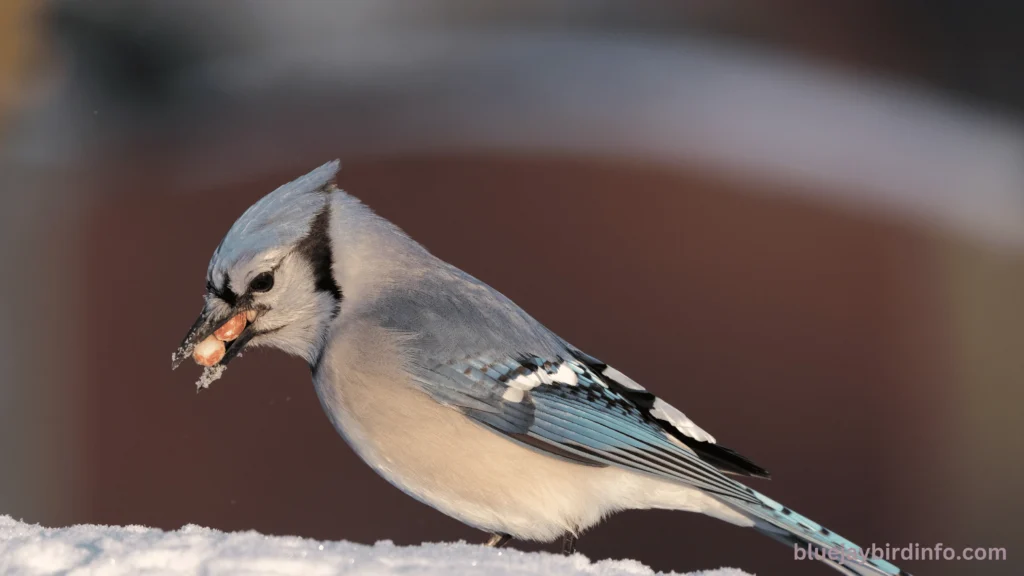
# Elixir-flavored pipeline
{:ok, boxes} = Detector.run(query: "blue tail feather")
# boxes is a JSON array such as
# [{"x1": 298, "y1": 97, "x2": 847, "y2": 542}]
[{"x1": 725, "y1": 489, "x2": 911, "y2": 576}]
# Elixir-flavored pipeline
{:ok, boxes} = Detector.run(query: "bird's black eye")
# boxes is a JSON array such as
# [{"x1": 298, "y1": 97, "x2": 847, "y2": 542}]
[{"x1": 249, "y1": 272, "x2": 275, "y2": 293}]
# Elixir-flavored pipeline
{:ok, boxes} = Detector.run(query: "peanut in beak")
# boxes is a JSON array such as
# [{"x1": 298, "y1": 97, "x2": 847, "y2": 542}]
[
  {"x1": 193, "y1": 336, "x2": 225, "y2": 367},
  {"x1": 192, "y1": 312, "x2": 248, "y2": 367},
  {"x1": 214, "y1": 313, "x2": 247, "y2": 341}
]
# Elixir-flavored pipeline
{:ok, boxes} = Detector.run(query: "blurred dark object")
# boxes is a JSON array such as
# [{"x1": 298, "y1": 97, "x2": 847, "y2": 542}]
[
  {"x1": 916, "y1": 0, "x2": 1024, "y2": 113},
  {"x1": 38, "y1": 0, "x2": 1024, "y2": 121}
]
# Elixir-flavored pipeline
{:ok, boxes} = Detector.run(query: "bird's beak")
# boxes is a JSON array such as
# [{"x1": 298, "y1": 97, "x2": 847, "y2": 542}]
[{"x1": 171, "y1": 302, "x2": 259, "y2": 370}]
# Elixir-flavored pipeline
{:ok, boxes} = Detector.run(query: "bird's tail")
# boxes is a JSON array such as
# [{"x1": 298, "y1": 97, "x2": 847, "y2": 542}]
[{"x1": 721, "y1": 488, "x2": 911, "y2": 576}]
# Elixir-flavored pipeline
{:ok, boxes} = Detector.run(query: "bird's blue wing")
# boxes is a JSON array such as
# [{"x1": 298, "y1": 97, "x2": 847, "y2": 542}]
[{"x1": 414, "y1": 350, "x2": 766, "y2": 505}]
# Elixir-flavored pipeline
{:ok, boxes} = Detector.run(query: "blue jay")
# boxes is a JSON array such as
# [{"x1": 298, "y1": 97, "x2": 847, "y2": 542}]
[{"x1": 172, "y1": 161, "x2": 909, "y2": 576}]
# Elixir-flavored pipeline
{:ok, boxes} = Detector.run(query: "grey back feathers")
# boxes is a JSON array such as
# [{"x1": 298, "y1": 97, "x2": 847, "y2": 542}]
[{"x1": 371, "y1": 265, "x2": 567, "y2": 361}]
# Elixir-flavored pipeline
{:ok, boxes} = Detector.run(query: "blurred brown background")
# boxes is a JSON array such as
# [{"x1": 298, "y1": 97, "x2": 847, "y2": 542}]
[{"x1": 2, "y1": 2, "x2": 1023, "y2": 575}]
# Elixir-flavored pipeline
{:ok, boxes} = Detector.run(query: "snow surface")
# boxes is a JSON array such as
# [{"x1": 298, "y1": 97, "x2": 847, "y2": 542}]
[{"x1": 0, "y1": 516, "x2": 751, "y2": 576}]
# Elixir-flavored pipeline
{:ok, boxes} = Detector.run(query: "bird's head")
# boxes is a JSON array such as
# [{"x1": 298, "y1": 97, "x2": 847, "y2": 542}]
[{"x1": 172, "y1": 161, "x2": 344, "y2": 374}]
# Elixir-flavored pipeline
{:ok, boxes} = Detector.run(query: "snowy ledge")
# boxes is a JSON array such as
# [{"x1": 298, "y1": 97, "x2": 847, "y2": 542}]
[{"x1": 0, "y1": 516, "x2": 749, "y2": 576}]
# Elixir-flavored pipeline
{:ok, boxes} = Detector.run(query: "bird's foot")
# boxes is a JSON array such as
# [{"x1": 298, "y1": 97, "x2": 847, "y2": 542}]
[
  {"x1": 485, "y1": 533, "x2": 512, "y2": 548},
  {"x1": 561, "y1": 533, "x2": 577, "y2": 555}
]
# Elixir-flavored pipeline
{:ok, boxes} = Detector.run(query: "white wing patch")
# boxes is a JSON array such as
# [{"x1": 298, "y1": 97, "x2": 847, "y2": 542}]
[
  {"x1": 501, "y1": 387, "x2": 526, "y2": 403},
  {"x1": 600, "y1": 366, "x2": 645, "y2": 391},
  {"x1": 508, "y1": 372, "x2": 543, "y2": 392},
  {"x1": 499, "y1": 358, "x2": 578, "y2": 403},
  {"x1": 601, "y1": 366, "x2": 717, "y2": 444},
  {"x1": 649, "y1": 398, "x2": 717, "y2": 444},
  {"x1": 552, "y1": 363, "x2": 578, "y2": 386},
  {"x1": 451, "y1": 355, "x2": 718, "y2": 445}
]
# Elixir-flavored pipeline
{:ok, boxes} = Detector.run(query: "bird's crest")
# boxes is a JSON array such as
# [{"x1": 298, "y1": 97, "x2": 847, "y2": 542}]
[{"x1": 208, "y1": 160, "x2": 341, "y2": 281}]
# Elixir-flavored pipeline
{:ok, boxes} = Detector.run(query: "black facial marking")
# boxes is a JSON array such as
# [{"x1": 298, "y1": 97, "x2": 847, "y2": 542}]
[
  {"x1": 207, "y1": 272, "x2": 238, "y2": 306},
  {"x1": 296, "y1": 206, "x2": 343, "y2": 318}
]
